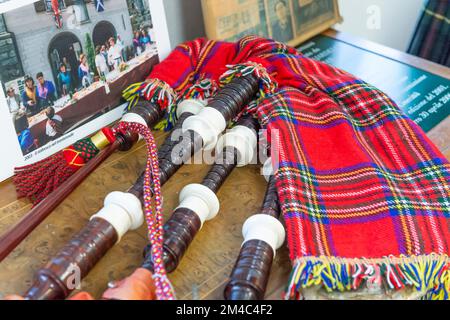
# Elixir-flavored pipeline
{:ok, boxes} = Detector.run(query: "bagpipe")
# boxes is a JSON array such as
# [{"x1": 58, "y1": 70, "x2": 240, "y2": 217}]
[
  {"x1": 2, "y1": 36, "x2": 450, "y2": 300},
  {"x1": 20, "y1": 71, "x2": 261, "y2": 300}
]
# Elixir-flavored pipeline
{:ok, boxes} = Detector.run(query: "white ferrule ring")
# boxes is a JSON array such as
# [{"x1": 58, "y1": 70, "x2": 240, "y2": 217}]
[
  {"x1": 121, "y1": 112, "x2": 149, "y2": 140},
  {"x1": 262, "y1": 157, "x2": 274, "y2": 182},
  {"x1": 242, "y1": 214, "x2": 285, "y2": 256},
  {"x1": 176, "y1": 99, "x2": 206, "y2": 118},
  {"x1": 216, "y1": 125, "x2": 257, "y2": 167},
  {"x1": 182, "y1": 107, "x2": 227, "y2": 150},
  {"x1": 121, "y1": 112, "x2": 148, "y2": 127},
  {"x1": 176, "y1": 183, "x2": 220, "y2": 227},
  {"x1": 90, "y1": 191, "x2": 144, "y2": 242}
]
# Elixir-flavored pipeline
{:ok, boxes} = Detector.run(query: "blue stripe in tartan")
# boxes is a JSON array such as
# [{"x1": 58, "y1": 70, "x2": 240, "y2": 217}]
[
  {"x1": 269, "y1": 112, "x2": 409, "y2": 131},
  {"x1": 325, "y1": 79, "x2": 364, "y2": 92},
  {"x1": 279, "y1": 159, "x2": 449, "y2": 177},
  {"x1": 281, "y1": 205, "x2": 448, "y2": 224}
]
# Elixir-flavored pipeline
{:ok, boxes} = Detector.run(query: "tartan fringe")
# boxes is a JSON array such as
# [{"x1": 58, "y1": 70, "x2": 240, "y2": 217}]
[
  {"x1": 285, "y1": 254, "x2": 450, "y2": 300},
  {"x1": 178, "y1": 78, "x2": 218, "y2": 101},
  {"x1": 156, "y1": 78, "x2": 219, "y2": 131},
  {"x1": 122, "y1": 79, "x2": 177, "y2": 130},
  {"x1": 219, "y1": 62, "x2": 277, "y2": 101}
]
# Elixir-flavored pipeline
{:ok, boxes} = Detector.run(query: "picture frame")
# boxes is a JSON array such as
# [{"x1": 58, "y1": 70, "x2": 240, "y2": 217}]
[
  {"x1": 201, "y1": 0, "x2": 342, "y2": 47},
  {"x1": 0, "y1": 0, "x2": 170, "y2": 182}
]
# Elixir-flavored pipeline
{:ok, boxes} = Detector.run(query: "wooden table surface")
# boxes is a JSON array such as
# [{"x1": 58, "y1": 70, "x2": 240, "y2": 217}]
[{"x1": 0, "y1": 31, "x2": 448, "y2": 300}]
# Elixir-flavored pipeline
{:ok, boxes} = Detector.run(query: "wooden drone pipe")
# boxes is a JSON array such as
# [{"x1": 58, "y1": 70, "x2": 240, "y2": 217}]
[
  {"x1": 143, "y1": 115, "x2": 260, "y2": 273},
  {"x1": 224, "y1": 164, "x2": 285, "y2": 300},
  {"x1": 24, "y1": 191, "x2": 143, "y2": 300},
  {"x1": 20, "y1": 98, "x2": 209, "y2": 300},
  {"x1": 0, "y1": 102, "x2": 163, "y2": 263},
  {"x1": 19, "y1": 74, "x2": 259, "y2": 300}
]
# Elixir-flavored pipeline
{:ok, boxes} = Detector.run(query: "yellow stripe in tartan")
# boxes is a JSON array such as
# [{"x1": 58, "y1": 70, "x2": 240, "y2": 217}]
[
  {"x1": 194, "y1": 40, "x2": 216, "y2": 75},
  {"x1": 425, "y1": 8, "x2": 450, "y2": 24},
  {"x1": 277, "y1": 164, "x2": 450, "y2": 181},
  {"x1": 175, "y1": 71, "x2": 196, "y2": 92},
  {"x1": 278, "y1": 96, "x2": 332, "y2": 256},
  {"x1": 399, "y1": 118, "x2": 450, "y2": 199},
  {"x1": 283, "y1": 204, "x2": 447, "y2": 220},
  {"x1": 269, "y1": 108, "x2": 403, "y2": 127}
]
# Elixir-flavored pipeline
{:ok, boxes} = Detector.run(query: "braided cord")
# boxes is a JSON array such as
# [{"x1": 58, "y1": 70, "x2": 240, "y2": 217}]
[{"x1": 116, "y1": 121, "x2": 175, "y2": 300}]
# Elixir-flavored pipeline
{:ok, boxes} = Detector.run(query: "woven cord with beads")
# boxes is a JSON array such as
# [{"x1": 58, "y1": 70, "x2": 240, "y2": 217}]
[{"x1": 115, "y1": 121, "x2": 175, "y2": 300}]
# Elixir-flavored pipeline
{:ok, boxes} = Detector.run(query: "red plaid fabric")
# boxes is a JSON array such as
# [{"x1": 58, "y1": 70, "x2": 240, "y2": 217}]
[{"x1": 128, "y1": 36, "x2": 450, "y2": 299}]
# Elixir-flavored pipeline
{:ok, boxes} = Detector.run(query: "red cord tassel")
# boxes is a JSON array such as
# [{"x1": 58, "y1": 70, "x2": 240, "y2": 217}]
[{"x1": 13, "y1": 148, "x2": 85, "y2": 206}]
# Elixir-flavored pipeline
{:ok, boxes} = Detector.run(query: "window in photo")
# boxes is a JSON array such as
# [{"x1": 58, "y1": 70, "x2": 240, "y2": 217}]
[{"x1": 44, "y1": 0, "x2": 66, "y2": 12}]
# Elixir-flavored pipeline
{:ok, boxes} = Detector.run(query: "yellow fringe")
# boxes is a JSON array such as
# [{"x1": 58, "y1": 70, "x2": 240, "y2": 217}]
[{"x1": 286, "y1": 254, "x2": 450, "y2": 300}]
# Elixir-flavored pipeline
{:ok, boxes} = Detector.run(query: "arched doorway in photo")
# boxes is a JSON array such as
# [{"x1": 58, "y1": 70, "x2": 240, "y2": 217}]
[
  {"x1": 48, "y1": 32, "x2": 82, "y2": 90},
  {"x1": 92, "y1": 20, "x2": 117, "y2": 47}
]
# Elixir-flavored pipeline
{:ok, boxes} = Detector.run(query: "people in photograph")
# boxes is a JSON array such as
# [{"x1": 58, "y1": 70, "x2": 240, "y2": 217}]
[
  {"x1": 6, "y1": 86, "x2": 25, "y2": 115},
  {"x1": 57, "y1": 63, "x2": 73, "y2": 96},
  {"x1": 107, "y1": 37, "x2": 124, "y2": 70},
  {"x1": 36, "y1": 72, "x2": 56, "y2": 106},
  {"x1": 45, "y1": 106, "x2": 63, "y2": 140},
  {"x1": 139, "y1": 29, "x2": 151, "y2": 51},
  {"x1": 63, "y1": 57, "x2": 72, "y2": 74},
  {"x1": 95, "y1": 45, "x2": 109, "y2": 78},
  {"x1": 271, "y1": 0, "x2": 294, "y2": 43},
  {"x1": 133, "y1": 31, "x2": 143, "y2": 56},
  {"x1": 78, "y1": 53, "x2": 92, "y2": 88},
  {"x1": 148, "y1": 24, "x2": 156, "y2": 44},
  {"x1": 14, "y1": 113, "x2": 36, "y2": 154},
  {"x1": 116, "y1": 34, "x2": 127, "y2": 61},
  {"x1": 21, "y1": 75, "x2": 41, "y2": 115}
]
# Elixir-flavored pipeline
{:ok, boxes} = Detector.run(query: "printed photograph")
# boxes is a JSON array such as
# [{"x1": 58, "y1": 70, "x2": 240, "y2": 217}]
[
  {"x1": 0, "y1": 0, "x2": 158, "y2": 156},
  {"x1": 219, "y1": 0, "x2": 269, "y2": 42},
  {"x1": 292, "y1": 0, "x2": 336, "y2": 35},
  {"x1": 265, "y1": 0, "x2": 294, "y2": 43}
]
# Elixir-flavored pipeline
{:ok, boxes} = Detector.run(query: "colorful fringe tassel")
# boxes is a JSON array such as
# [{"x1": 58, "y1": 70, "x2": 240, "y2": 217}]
[
  {"x1": 124, "y1": 78, "x2": 219, "y2": 131},
  {"x1": 219, "y1": 62, "x2": 277, "y2": 101},
  {"x1": 154, "y1": 78, "x2": 219, "y2": 131},
  {"x1": 285, "y1": 255, "x2": 450, "y2": 300},
  {"x1": 123, "y1": 79, "x2": 177, "y2": 130},
  {"x1": 219, "y1": 62, "x2": 276, "y2": 122}
]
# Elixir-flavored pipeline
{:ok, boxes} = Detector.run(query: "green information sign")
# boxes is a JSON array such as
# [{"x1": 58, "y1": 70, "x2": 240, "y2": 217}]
[{"x1": 298, "y1": 35, "x2": 450, "y2": 132}]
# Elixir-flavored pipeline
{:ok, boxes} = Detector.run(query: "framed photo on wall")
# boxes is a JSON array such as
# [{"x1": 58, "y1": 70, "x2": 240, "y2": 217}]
[
  {"x1": 265, "y1": 0, "x2": 295, "y2": 43},
  {"x1": 0, "y1": 0, "x2": 170, "y2": 182},
  {"x1": 202, "y1": 0, "x2": 342, "y2": 47}
]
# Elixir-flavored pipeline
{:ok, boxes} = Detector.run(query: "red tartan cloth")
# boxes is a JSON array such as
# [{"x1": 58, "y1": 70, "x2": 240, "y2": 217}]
[{"x1": 130, "y1": 36, "x2": 450, "y2": 299}]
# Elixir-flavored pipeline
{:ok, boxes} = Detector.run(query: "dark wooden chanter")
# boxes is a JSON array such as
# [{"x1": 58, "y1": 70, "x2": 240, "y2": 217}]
[
  {"x1": 22, "y1": 73, "x2": 260, "y2": 300},
  {"x1": 142, "y1": 115, "x2": 260, "y2": 273},
  {"x1": 0, "y1": 100, "x2": 164, "y2": 264},
  {"x1": 224, "y1": 169, "x2": 285, "y2": 300}
]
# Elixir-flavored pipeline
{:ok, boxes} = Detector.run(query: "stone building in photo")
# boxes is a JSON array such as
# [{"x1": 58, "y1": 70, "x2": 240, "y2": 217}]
[{"x1": 0, "y1": 0, "x2": 151, "y2": 92}]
